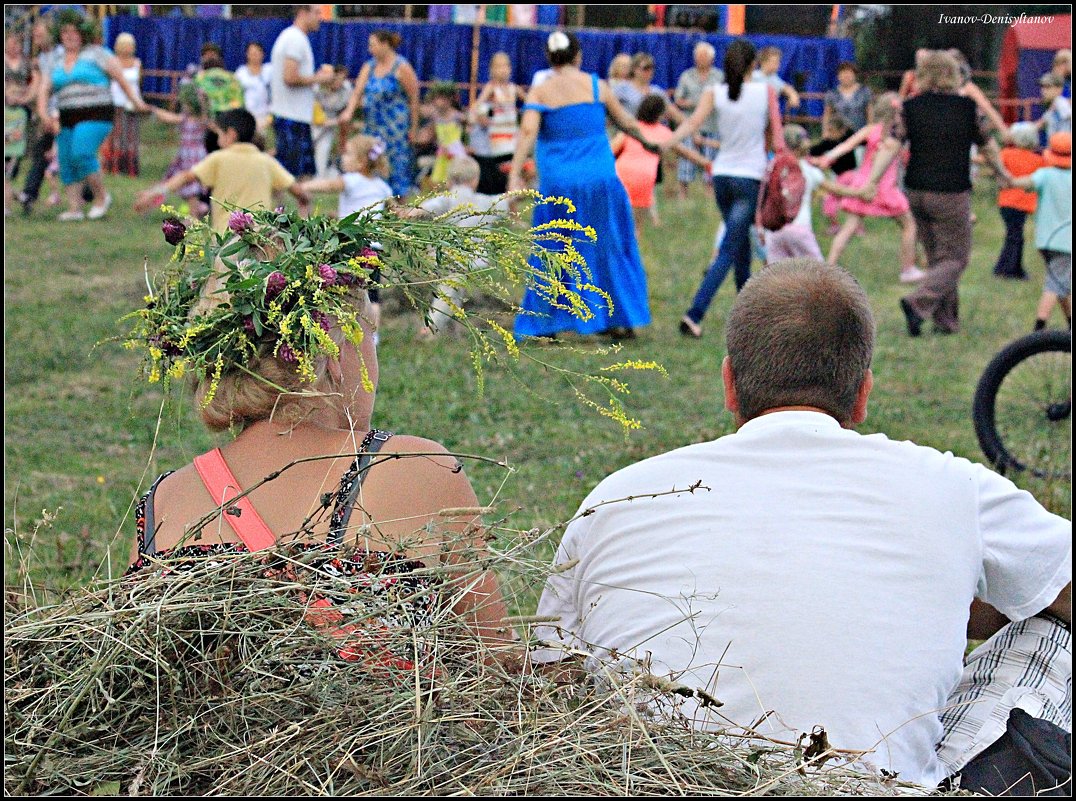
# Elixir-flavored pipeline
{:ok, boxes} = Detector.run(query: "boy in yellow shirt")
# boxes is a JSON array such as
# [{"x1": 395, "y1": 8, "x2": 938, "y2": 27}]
[{"x1": 136, "y1": 109, "x2": 310, "y2": 230}]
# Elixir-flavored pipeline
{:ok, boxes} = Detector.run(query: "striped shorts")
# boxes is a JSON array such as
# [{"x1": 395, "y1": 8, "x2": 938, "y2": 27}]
[{"x1": 937, "y1": 615, "x2": 1071, "y2": 776}]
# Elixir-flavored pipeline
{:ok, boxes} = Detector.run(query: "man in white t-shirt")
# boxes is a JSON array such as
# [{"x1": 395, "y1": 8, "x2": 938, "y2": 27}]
[
  {"x1": 269, "y1": 4, "x2": 334, "y2": 178},
  {"x1": 533, "y1": 260, "x2": 1071, "y2": 793}
]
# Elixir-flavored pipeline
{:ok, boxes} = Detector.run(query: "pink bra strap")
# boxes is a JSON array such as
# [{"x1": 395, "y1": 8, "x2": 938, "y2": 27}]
[{"x1": 193, "y1": 448, "x2": 276, "y2": 551}]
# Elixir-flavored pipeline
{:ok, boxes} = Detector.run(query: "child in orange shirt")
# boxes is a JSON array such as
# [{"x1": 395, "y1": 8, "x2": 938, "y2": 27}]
[
  {"x1": 612, "y1": 94, "x2": 708, "y2": 237},
  {"x1": 994, "y1": 122, "x2": 1045, "y2": 280}
]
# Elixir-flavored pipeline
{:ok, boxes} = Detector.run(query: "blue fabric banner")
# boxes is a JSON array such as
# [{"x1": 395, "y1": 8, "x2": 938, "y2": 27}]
[{"x1": 107, "y1": 15, "x2": 853, "y2": 118}]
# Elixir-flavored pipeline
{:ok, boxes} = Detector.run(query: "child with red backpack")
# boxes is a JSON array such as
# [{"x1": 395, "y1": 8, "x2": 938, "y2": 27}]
[
  {"x1": 813, "y1": 93, "x2": 923, "y2": 283},
  {"x1": 761, "y1": 125, "x2": 867, "y2": 262}
]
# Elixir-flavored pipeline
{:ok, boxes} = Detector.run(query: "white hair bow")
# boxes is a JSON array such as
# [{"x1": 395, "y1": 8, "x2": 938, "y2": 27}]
[{"x1": 547, "y1": 32, "x2": 570, "y2": 53}]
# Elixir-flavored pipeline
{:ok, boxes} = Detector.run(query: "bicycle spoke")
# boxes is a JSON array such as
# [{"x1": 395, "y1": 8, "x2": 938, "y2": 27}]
[{"x1": 992, "y1": 348, "x2": 1071, "y2": 480}]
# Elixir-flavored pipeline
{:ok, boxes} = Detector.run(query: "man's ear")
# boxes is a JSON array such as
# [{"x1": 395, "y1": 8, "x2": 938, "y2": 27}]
[
  {"x1": 850, "y1": 368, "x2": 873, "y2": 427},
  {"x1": 722, "y1": 356, "x2": 739, "y2": 415}
]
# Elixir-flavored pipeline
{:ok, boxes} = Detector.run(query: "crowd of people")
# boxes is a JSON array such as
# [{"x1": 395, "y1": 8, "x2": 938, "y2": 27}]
[
  {"x1": 5, "y1": 6, "x2": 1073, "y2": 796},
  {"x1": 9, "y1": 8, "x2": 1071, "y2": 344}
]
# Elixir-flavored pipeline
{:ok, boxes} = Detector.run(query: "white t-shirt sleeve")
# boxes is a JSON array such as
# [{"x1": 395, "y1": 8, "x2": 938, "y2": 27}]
[
  {"x1": 974, "y1": 464, "x2": 1072, "y2": 621},
  {"x1": 278, "y1": 28, "x2": 309, "y2": 68}
]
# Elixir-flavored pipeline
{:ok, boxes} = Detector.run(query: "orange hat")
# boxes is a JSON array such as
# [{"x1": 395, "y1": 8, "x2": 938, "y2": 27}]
[{"x1": 1044, "y1": 131, "x2": 1071, "y2": 169}]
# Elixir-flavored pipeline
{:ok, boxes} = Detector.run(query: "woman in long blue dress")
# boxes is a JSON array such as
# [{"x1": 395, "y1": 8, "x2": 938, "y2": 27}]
[
  {"x1": 508, "y1": 32, "x2": 657, "y2": 340},
  {"x1": 342, "y1": 31, "x2": 419, "y2": 197}
]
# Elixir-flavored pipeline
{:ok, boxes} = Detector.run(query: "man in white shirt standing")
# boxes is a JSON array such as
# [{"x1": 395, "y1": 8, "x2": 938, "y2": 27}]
[
  {"x1": 533, "y1": 259, "x2": 1071, "y2": 794},
  {"x1": 269, "y1": 5, "x2": 334, "y2": 179}
]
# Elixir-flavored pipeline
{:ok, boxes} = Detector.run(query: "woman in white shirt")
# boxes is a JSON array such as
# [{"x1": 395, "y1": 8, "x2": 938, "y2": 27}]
[
  {"x1": 664, "y1": 39, "x2": 781, "y2": 338},
  {"x1": 234, "y1": 42, "x2": 272, "y2": 132},
  {"x1": 103, "y1": 32, "x2": 141, "y2": 176}
]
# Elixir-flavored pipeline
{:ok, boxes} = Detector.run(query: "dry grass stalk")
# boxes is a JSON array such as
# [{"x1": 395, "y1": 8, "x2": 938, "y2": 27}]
[{"x1": 6, "y1": 546, "x2": 969, "y2": 797}]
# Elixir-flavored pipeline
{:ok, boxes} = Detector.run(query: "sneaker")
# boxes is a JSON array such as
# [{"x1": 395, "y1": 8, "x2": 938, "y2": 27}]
[
  {"x1": 899, "y1": 266, "x2": 927, "y2": 283},
  {"x1": 87, "y1": 193, "x2": 112, "y2": 220},
  {"x1": 46, "y1": 192, "x2": 61, "y2": 208},
  {"x1": 58, "y1": 210, "x2": 85, "y2": 222}
]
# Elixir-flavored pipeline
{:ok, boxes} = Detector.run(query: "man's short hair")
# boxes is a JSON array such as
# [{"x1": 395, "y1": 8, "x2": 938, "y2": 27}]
[
  {"x1": 447, "y1": 155, "x2": 480, "y2": 186},
  {"x1": 217, "y1": 109, "x2": 257, "y2": 143},
  {"x1": 725, "y1": 259, "x2": 875, "y2": 424}
]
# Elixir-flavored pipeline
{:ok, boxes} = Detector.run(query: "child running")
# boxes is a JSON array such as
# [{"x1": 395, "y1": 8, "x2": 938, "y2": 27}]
[
  {"x1": 414, "y1": 155, "x2": 510, "y2": 338},
  {"x1": 764, "y1": 125, "x2": 870, "y2": 262},
  {"x1": 299, "y1": 134, "x2": 394, "y2": 340},
  {"x1": 135, "y1": 109, "x2": 309, "y2": 232},
  {"x1": 1012, "y1": 131, "x2": 1072, "y2": 330},
  {"x1": 149, "y1": 86, "x2": 210, "y2": 219},
  {"x1": 993, "y1": 122, "x2": 1045, "y2": 280},
  {"x1": 808, "y1": 114, "x2": 858, "y2": 235},
  {"x1": 814, "y1": 92, "x2": 923, "y2": 283},
  {"x1": 612, "y1": 94, "x2": 709, "y2": 237},
  {"x1": 425, "y1": 82, "x2": 467, "y2": 187}
]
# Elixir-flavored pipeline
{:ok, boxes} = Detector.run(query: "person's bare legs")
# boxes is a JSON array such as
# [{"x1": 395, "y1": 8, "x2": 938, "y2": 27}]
[
  {"x1": 633, "y1": 207, "x2": 646, "y2": 239},
  {"x1": 1036, "y1": 292, "x2": 1060, "y2": 327},
  {"x1": 64, "y1": 181, "x2": 85, "y2": 215},
  {"x1": 826, "y1": 215, "x2": 861, "y2": 266},
  {"x1": 85, "y1": 171, "x2": 106, "y2": 206},
  {"x1": 896, "y1": 211, "x2": 925, "y2": 282}
]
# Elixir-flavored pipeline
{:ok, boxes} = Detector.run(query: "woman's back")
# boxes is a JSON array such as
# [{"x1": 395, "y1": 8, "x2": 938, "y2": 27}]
[
  {"x1": 528, "y1": 71, "x2": 614, "y2": 186},
  {"x1": 137, "y1": 424, "x2": 473, "y2": 566},
  {"x1": 710, "y1": 81, "x2": 769, "y2": 180}
]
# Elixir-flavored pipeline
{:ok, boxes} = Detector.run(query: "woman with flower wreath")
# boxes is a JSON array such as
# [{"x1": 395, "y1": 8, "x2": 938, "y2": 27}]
[{"x1": 123, "y1": 207, "x2": 515, "y2": 665}]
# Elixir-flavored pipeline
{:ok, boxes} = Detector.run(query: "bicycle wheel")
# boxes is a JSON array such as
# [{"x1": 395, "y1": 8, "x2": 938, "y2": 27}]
[{"x1": 973, "y1": 329, "x2": 1071, "y2": 479}]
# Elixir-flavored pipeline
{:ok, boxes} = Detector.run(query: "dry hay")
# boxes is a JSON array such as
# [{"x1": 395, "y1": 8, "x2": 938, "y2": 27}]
[{"x1": 5, "y1": 547, "x2": 967, "y2": 797}]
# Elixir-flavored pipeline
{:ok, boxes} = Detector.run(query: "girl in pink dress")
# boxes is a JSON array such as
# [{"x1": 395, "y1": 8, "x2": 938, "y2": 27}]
[
  {"x1": 611, "y1": 95, "x2": 708, "y2": 237},
  {"x1": 814, "y1": 93, "x2": 923, "y2": 283}
]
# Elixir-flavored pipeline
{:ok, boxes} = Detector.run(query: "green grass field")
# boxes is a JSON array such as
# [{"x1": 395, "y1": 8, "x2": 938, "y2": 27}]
[{"x1": 4, "y1": 119, "x2": 1070, "y2": 604}]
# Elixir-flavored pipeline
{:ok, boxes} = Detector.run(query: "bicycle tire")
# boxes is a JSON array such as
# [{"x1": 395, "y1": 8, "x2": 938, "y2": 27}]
[{"x1": 972, "y1": 329, "x2": 1071, "y2": 478}]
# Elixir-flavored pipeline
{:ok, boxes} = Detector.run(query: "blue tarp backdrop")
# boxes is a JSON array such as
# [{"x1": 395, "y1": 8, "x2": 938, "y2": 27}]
[{"x1": 105, "y1": 15, "x2": 854, "y2": 118}]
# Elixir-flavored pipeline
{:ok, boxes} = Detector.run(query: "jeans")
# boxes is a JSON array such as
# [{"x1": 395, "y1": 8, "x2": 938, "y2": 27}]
[
  {"x1": 993, "y1": 207, "x2": 1028, "y2": 278},
  {"x1": 687, "y1": 175, "x2": 760, "y2": 324}
]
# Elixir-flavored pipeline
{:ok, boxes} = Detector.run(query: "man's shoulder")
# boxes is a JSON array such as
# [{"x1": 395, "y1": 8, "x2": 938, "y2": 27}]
[
  {"x1": 580, "y1": 440, "x2": 718, "y2": 504},
  {"x1": 274, "y1": 25, "x2": 308, "y2": 49}
]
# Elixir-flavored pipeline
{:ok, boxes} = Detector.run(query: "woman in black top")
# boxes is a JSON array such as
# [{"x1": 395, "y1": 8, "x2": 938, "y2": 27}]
[{"x1": 864, "y1": 50, "x2": 1011, "y2": 336}]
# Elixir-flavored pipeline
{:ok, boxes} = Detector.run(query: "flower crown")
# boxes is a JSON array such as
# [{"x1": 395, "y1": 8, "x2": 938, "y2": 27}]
[
  {"x1": 125, "y1": 206, "x2": 384, "y2": 406},
  {"x1": 121, "y1": 195, "x2": 664, "y2": 429}
]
